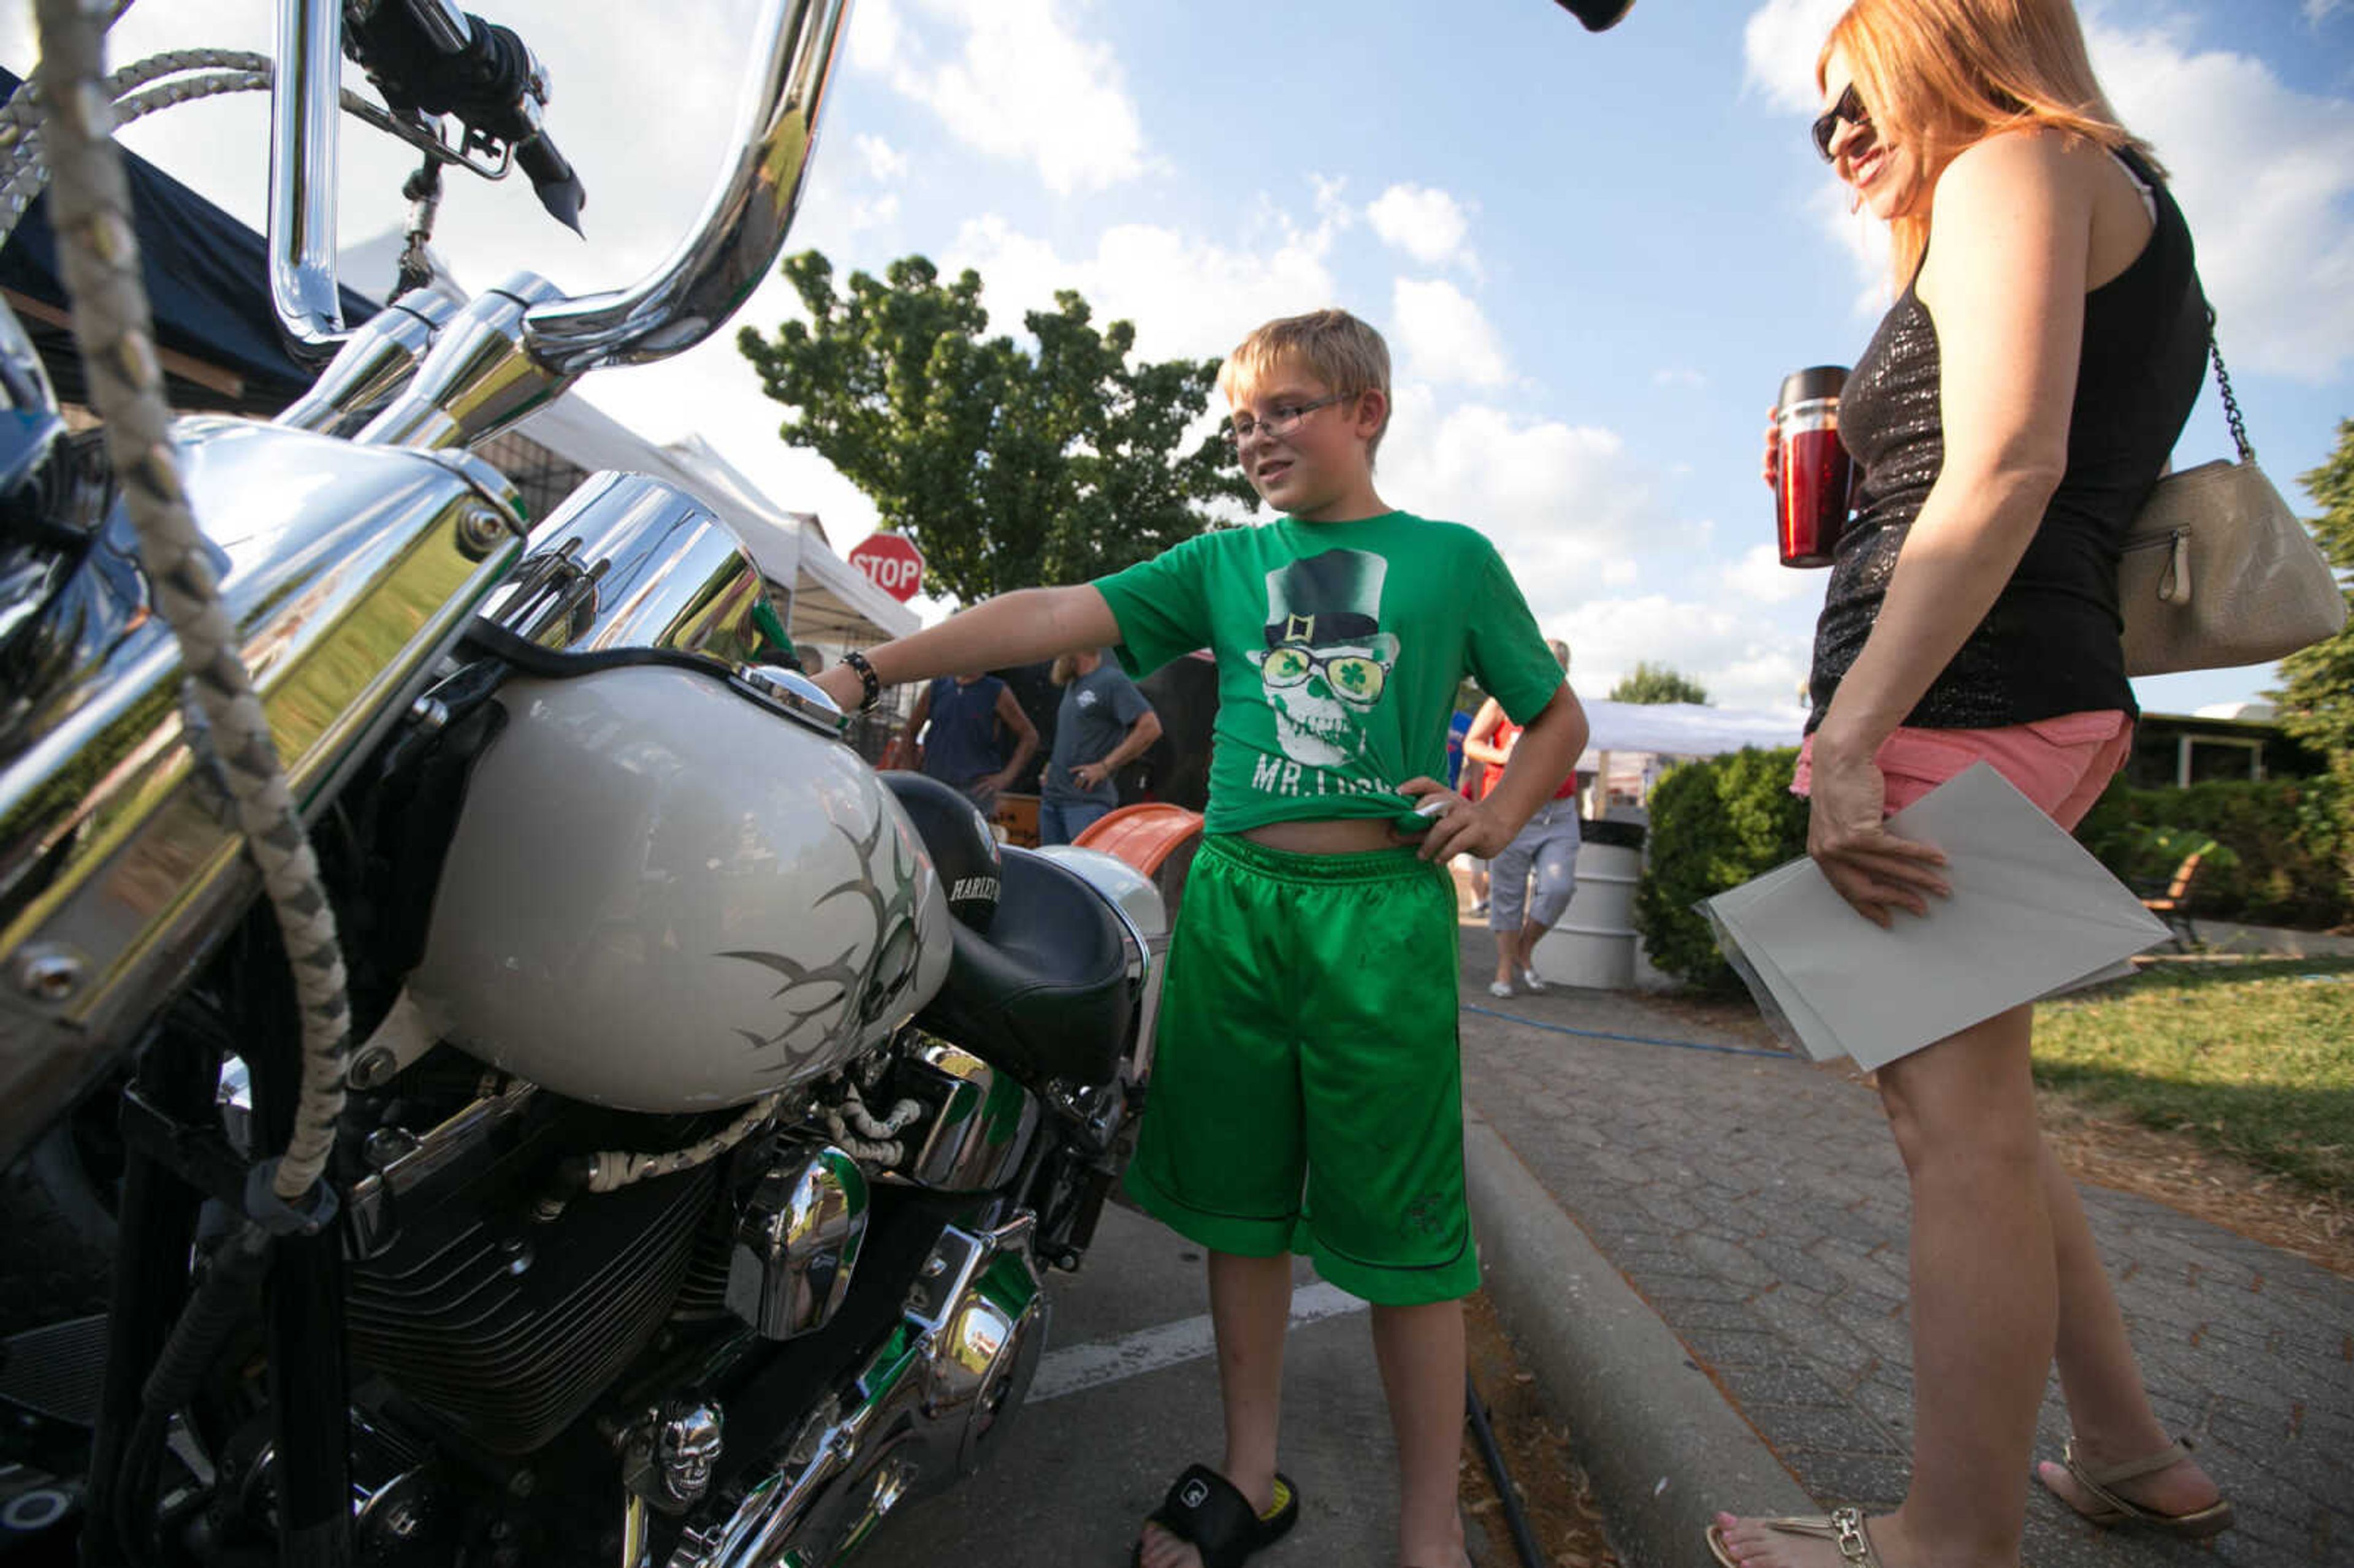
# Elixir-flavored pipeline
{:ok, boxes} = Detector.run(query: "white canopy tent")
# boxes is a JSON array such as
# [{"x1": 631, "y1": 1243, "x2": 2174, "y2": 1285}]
[
  {"x1": 511, "y1": 395, "x2": 918, "y2": 645},
  {"x1": 1576, "y1": 699, "x2": 1805, "y2": 759},
  {"x1": 1567, "y1": 699, "x2": 1807, "y2": 813}
]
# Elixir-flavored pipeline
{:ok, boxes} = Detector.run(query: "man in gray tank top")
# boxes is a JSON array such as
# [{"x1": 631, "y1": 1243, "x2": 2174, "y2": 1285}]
[{"x1": 1040, "y1": 649, "x2": 1161, "y2": 844}]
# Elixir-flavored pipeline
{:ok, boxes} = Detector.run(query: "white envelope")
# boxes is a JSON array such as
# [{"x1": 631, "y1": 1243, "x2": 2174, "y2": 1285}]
[{"x1": 1702, "y1": 763, "x2": 2169, "y2": 1070}]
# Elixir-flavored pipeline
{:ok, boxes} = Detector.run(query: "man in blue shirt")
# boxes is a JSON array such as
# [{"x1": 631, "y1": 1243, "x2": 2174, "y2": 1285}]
[{"x1": 910, "y1": 670, "x2": 1038, "y2": 810}]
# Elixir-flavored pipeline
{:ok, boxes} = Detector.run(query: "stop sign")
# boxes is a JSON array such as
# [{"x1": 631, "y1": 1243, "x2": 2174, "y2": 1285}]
[{"x1": 846, "y1": 532, "x2": 926, "y2": 603}]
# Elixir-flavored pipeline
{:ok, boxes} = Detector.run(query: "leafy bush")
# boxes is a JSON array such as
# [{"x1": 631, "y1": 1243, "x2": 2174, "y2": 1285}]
[
  {"x1": 1632, "y1": 747, "x2": 1808, "y2": 992},
  {"x1": 2098, "y1": 823, "x2": 2239, "y2": 888},
  {"x1": 2074, "y1": 775, "x2": 2353, "y2": 931}
]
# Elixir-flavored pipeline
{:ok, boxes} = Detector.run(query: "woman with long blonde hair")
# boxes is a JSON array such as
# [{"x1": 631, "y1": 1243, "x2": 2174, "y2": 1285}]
[{"x1": 1710, "y1": 2, "x2": 2232, "y2": 1564}]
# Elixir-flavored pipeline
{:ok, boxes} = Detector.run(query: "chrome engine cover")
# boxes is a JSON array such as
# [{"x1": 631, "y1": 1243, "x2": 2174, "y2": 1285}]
[
  {"x1": 894, "y1": 1035, "x2": 1040, "y2": 1194},
  {"x1": 672, "y1": 1217, "x2": 1048, "y2": 1568},
  {"x1": 726, "y1": 1139, "x2": 869, "y2": 1339}
]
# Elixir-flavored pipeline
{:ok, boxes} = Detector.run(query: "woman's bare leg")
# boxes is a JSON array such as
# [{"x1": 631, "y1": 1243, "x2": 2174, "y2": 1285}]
[
  {"x1": 2036, "y1": 1147, "x2": 2222, "y2": 1517},
  {"x1": 1716, "y1": 1005, "x2": 2048, "y2": 1568}
]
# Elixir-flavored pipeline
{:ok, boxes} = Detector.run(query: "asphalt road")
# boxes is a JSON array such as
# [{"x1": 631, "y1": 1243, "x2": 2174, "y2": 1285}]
[{"x1": 870, "y1": 1200, "x2": 1412, "y2": 1566}]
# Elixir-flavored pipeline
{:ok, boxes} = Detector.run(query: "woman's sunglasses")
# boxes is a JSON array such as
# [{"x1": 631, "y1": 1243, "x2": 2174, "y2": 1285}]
[{"x1": 1811, "y1": 83, "x2": 1871, "y2": 162}]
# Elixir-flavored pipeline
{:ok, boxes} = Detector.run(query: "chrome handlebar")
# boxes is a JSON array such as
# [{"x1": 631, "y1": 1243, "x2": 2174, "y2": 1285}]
[
  {"x1": 268, "y1": 0, "x2": 348, "y2": 362},
  {"x1": 268, "y1": 0, "x2": 850, "y2": 394},
  {"x1": 516, "y1": 0, "x2": 848, "y2": 376}
]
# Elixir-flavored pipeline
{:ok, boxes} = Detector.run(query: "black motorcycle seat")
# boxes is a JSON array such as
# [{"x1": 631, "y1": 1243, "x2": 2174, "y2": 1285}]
[{"x1": 915, "y1": 847, "x2": 1132, "y2": 1087}]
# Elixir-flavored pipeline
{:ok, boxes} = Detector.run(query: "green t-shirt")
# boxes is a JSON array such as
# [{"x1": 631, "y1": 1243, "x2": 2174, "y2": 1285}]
[{"x1": 1094, "y1": 511, "x2": 1564, "y2": 835}]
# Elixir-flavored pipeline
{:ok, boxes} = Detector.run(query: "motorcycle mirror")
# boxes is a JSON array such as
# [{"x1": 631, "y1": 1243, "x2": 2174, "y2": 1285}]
[{"x1": 1553, "y1": 0, "x2": 1635, "y2": 31}]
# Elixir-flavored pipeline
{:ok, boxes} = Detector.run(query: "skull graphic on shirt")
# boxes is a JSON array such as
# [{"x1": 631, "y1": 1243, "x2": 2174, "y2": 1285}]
[{"x1": 1249, "y1": 549, "x2": 1400, "y2": 770}]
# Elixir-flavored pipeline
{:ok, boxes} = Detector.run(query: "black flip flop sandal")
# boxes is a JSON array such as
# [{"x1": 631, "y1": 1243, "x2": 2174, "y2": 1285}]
[{"x1": 1131, "y1": 1464, "x2": 1300, "y2": 1568}]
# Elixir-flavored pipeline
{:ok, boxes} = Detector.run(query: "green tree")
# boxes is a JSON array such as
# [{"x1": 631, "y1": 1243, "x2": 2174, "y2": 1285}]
[
  {"x1": 2266, "y1": 417, "x2": 2354, "y2": 884},
  {"x1": 737, "y1": 252, "x2": 1255, "y2": 603},
  {"x1": 1608, "y1": 661, "x2": 1712, "y2": 705}
]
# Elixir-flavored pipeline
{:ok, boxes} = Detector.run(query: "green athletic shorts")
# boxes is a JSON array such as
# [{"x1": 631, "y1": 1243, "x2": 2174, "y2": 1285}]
[{"x1": 1123, "y1": 833, "x2": 1479, "y2": 1306}]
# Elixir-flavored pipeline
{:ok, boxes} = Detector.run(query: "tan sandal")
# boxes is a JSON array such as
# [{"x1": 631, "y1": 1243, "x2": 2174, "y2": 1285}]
[
  {"x1": 2047, "y1": 1435, "x2": 2234, "y2": 1538},
  {"x1": 1706, "y1": 1506, "x2": 1882, "y2": 1568}
]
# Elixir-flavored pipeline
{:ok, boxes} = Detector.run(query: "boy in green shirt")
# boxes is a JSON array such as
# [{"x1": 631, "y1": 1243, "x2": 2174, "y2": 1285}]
[{"x1": 815, "y1": 309, "x2": 1588, "y2": 1568}]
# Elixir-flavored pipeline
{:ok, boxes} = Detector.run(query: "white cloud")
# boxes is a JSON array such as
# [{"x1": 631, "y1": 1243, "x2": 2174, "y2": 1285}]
[
  {"x1": 1741, "y1": 0, "x2": 1848, "y2": 113},
  {"x1": 1381, "y1": 384, "x2": 1661, "y2": 584},
  {"x1": 1651, "y1": 367, "x2": 1708, "y2": 389},
  {"x1": 1723, "y1": 542, "x2": 1822, "y2": 605},
  {"x1": 943, "y1": 210, "x2": 1339, "y2": 362},
  {"x1": 843, "y1": 192, "x2": 902, "y2": 232},
  {"x1": 1310, "y1": 174, "x2": 1358, "y2": 230},
  {"x1": 2089, "y1": 22, "x2": 2354, "y2": 381},
  {"x1": 850, "y1": 0, "x2": 1149, "y2": 195},
  {"x1": 853, "y1": 134, "x2": 910, "y2": 184},
  {"x1": 1366, "y1": 183, "x2": 1477, "y2": 269},
  {"x1": 2306, "y1": 0, "x2": 2347, "y2": 23},
  {"x1": 1390, "y1": 278, "x2": 1510, "y2": 387},
  {"x1": 1564, "y1": 595, "x2": 1815, "y2": 714}
]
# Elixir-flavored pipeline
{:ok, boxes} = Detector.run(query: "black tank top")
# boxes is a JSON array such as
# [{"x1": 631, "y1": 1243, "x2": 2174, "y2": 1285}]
[{"x1": 1806, "y1": 145, "x2": 2209, "y2": 733}]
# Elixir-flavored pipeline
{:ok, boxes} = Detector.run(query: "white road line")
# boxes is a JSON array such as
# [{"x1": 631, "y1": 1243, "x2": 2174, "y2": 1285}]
[{"x1": 1027, "y1": 1281, "x2": 1368, "y2": 1404}]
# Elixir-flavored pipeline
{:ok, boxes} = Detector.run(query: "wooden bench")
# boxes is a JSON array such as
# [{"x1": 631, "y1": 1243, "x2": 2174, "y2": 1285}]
[{"x1": 2138, "y1": 850, "x2": 2205, "y2": 952}]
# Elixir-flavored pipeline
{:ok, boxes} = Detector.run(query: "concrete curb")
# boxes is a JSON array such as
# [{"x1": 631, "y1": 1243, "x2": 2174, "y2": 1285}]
[{"x1": 1464, "y1": 1111, "x2": 1815, "y2": 1568}]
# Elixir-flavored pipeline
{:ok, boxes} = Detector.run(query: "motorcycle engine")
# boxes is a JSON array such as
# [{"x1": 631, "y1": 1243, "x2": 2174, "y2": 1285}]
[{"x1": 339, "y1": 1075, "x2": 726, "y2": 1456}]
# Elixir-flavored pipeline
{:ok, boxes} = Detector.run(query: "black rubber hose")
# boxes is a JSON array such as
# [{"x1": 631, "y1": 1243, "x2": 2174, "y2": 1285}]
[
  {"x1": 112, "y1": 1224, "x2": 273, "y2": 1564},
  {"x1": 1465, "y1": 1371, "x2": 1545, "y2": 1568}
]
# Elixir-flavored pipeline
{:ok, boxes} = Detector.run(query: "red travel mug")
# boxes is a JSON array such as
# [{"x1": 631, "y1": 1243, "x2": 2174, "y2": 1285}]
[{"x1": 1774, "y1": 366, "x2": 1852, "y2": 568}]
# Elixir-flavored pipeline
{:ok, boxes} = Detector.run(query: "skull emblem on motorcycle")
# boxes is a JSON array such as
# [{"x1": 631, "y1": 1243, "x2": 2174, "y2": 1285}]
[{"x1": 719, "y1": 776, "x2": 940, "y2": 1074}]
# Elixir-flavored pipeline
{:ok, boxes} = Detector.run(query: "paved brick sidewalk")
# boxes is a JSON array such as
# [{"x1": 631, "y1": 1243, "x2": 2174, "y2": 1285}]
[{"x1": 1455, "y1": 927, "x2": 2352, "y2": 1567}]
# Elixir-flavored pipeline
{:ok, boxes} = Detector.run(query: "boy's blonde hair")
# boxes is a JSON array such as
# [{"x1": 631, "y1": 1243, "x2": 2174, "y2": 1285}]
[
  {"x1": 1819, "y1": 0, "x2": 2156, "y2": 286},
  {"x1": 1219, "y1": 309, "x2": 1393, "y2": 462}
]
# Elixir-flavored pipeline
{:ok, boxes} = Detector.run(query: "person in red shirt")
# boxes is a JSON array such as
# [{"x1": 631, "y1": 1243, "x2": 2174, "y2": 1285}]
[{"x1": 1461, "y1": 639, "x2": 1580, "y2": 996}]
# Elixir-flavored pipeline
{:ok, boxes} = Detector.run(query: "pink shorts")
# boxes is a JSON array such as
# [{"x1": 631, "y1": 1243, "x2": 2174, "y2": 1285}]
[{"x1": 1792, "y1": 710, "x2": 2133, "y2": 831}]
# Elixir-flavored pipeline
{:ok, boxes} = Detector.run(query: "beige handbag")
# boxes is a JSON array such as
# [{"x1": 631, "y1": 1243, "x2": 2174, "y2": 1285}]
[{"x1": 2119, "y1": 322, "x2": 2347, "y2": 677}]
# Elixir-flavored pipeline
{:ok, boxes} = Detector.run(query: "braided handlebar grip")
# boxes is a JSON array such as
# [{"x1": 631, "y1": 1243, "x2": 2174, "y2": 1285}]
[{"x1": 32, "y1": 0, "x2": 352, "y2": 1204}]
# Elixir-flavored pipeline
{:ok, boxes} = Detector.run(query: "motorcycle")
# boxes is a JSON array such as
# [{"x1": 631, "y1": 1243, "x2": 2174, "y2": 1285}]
[{"x1": 0, "y1": 1, "x2": 1174, "y2": 1562}]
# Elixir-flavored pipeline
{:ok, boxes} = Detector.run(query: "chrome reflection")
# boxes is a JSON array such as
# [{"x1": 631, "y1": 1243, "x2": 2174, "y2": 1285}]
[
  {"x1": 895, "y1": 1036, "x2": 1039, "y2": 1195},
  {"x1": 523, "y1": 0, "x2": 851, "y2": 376},
  {"x1": 673, "y1": 1217, "x2": 1046, "y2": 1568},
  {"x1": 0, "y1": 420, "x2": 525, "y2": 1171},
  {"x1": 474, "y1": 472, "x2": 775, "y2": 674},
  {"x1": 268, "y1": 0, "x2": 349, "y2": 361},
  {"x1": 276, "y1": 289, "x2": 460, "y2": 436},
  {"x1": 354, "y1": 272, "x2": 567, "y2": 451},
  {"x1": 726, "y1": 1141, "x2": 867, "y2": 1341}
]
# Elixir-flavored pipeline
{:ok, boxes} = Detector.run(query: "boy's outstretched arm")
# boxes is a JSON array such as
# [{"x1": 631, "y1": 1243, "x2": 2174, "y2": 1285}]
[
  {"x1": 813, "y1": 585, "x2": 1122, "y2": 714},
  {"x1": 1404, "y1": 684, "x2": 1588, "y2": 862}
]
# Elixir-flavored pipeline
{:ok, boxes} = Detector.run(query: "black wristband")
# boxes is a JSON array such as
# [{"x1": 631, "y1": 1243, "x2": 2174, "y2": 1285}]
[{"x1": 841, "y1": 649, "x2": 882, "y2": 712}]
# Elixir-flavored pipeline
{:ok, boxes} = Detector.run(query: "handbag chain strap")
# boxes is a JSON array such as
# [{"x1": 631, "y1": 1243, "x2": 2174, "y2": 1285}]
[{"x1": 2206, "y1": 305, "x2": 2254, "y2": 466}]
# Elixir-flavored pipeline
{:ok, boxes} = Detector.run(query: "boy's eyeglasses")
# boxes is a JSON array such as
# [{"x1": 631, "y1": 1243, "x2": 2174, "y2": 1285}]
[
  {"x1": 1228, "y1": 393, "x2": 1355, "y2": 447},
  {"x1": 1811, "y1": 83, "x2": 1870, "y2": 162},
  {"x1": 1260, "y1": 644, "x2": 1386, "y2": 705}
]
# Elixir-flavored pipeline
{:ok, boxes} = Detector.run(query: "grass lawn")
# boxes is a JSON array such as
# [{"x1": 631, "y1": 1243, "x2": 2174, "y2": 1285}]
[{"x1": 2033, "y1": 957, "x2": 2354, "y2": 1201}]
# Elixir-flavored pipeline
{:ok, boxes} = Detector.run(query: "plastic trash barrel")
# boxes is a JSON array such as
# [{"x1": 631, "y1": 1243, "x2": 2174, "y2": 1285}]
[{"x1": 1528, "y1": 821, "x2": 1645, "y2": 990}]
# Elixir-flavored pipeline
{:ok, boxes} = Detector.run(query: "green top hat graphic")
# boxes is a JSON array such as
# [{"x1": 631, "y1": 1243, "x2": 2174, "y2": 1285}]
[{"x1": 1263, "y1": 550, "x2": 1387, "y2": 647}]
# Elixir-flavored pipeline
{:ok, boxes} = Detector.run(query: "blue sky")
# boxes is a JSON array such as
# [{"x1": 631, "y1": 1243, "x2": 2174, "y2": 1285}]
[{"x1": 5, "y1": 0, "x2": 2350, "y2": 716}]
